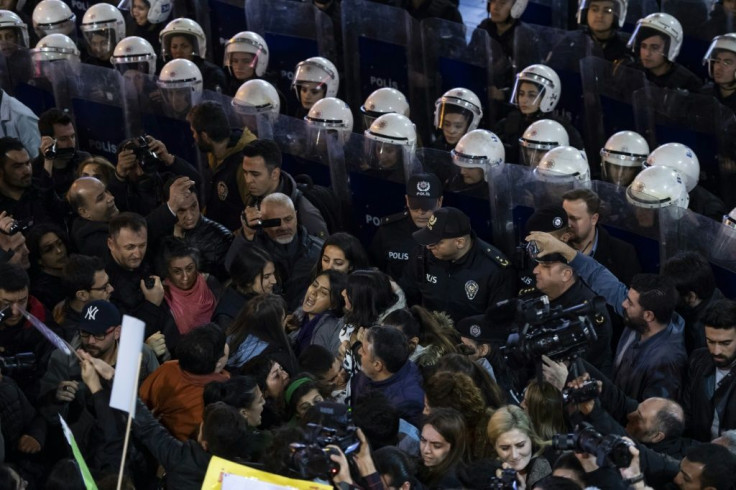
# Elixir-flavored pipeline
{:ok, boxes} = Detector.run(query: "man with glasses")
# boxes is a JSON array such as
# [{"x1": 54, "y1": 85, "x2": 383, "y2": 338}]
[
  {"x1": 39, "y1": 300, "x2": 158, "y2": 459},
  {"x1": 370, "y1": 173, "x2": 444, "y2": 281},
  {"x1": 54, "y1": 255, "x2": 112, "y2": 340}
]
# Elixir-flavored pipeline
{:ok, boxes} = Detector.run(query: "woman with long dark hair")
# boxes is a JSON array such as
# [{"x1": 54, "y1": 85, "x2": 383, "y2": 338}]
[
  {"x1": 227, "y1": 294, "x2": 297, "y2": 374},
  {"x1": 311, "y1": 232, "x2": 371, "y2": 277},
  {"x1": 418, "y1": 407, "x2": 468, "y2": 489},
  {"x1": 26, "y1": 223, "x2": 70, "y2": 310},
  {"x1": 212, "y1": 246, "x2": 276, "y2": 330}
]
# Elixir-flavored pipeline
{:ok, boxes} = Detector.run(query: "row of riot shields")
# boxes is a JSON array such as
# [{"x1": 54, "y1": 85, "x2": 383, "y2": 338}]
[{"x1": 3, "y1": 52, "x2": 736, "y2": 293}]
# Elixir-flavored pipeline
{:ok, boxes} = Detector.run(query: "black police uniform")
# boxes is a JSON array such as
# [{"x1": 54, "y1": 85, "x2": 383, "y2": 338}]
[
  {"x1": 400, "y1": 234, "x2": 518, "y2": 322},
  {"x1": 370, "y1": 210, "x2": 419, "y2": 281}
]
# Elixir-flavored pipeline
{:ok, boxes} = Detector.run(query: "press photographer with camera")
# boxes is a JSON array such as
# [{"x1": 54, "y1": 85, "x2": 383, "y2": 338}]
[
  {"x1": 525, "y1": 231, "x2": 687, "y2": 402},
  {"x1": 34, "y1": 109, "x2": 91, "y2": 196},
  {"x1": 0, "y1": 210, "x2": 30, "y2": 268},
  {"x1": 108, "y1": 133, "x2": 200, "y2": 217}
]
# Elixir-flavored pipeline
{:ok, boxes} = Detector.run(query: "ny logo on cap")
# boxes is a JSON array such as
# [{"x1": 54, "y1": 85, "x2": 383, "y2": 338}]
[{"x1": 85, "y1": 306, "x2": 99, "y2": 321}]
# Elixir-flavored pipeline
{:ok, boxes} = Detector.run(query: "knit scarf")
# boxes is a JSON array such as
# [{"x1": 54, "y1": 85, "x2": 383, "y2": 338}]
[{"x1": 164, "y1": 274, "x2": 217, "y2": 335}]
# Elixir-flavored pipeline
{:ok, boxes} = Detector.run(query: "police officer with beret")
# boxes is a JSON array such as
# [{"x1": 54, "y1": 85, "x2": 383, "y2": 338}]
[
  {"x1": 529, "y1": 247, "x2": 613, "y2": 377},
  {"x1": 399, "y1": 206, "x2": 517, "y2": 322},
  {"x1": 370, "y1": 173, "x2": 443, "y2": 280}
]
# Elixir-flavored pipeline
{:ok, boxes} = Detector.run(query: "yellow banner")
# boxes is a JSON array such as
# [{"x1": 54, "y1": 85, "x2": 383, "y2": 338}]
[{"x1": 202, "y1": 456, "x2": 333, "y2": 490}]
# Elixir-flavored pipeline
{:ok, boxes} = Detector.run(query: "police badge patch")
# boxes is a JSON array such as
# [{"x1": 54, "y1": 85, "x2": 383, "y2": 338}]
[
  {"x1": 469, "y1": 324, "x2": 481, "y2": 338},
  {"x1": 217, "y1": 181, "x2": 228, "y2": 201},
  {"x1": 465, "y1": 280, "x2": 479, "y2": 300}
]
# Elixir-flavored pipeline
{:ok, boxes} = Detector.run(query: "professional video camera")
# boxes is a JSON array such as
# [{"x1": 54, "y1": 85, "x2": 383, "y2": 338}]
[
  {"x1": 121, "y1": 135, "x2": 160, "y2": 172},
  {"x1": 288, "y1": 402, "x2": 360, "y2": 480},
  {"x1": 500, "y1": 295, "x2": 605, "y2": 366},
  {"x1": 552, "y1": 423, "x2": 633, "y2": 468},
  {"x1": 561, "y1": 379, "x2": 600, "y2": 405}
]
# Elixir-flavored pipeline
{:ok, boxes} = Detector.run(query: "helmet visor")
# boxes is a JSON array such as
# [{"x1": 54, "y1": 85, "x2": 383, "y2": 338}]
[
  {"x1": 601, "y1": 161, "x2": 641, "y2": 186},
  {"x1": 83, "y1": 29, "x2": 114, "y2": 59},
  {"x1": 362, "y1": 138, "x2": 406, "y2": 174},
  {"x1": 520, "y1": 145, "x2": 551, "y2": 168},
  {"x1": 0, "y1": 27, "x2": 26, "y2": 56},
  {"x1": 160, "y1": 87, "x2": 197, "y2": 117}
]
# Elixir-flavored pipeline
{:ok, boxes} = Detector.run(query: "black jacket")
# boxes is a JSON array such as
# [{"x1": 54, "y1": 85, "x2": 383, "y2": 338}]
[
  {"x1": 70, "y1": 217, "x2": 109, "y2": 257},
  {"x1": 180, "y1": 215, "x2": 233, "y2": 281},
  {"x1": 400, "y1": 234, "x2": 517, "y2": 322},
  {"x1": 31, "y1": 150, "x2": 91, "y2": 197},
  {"x1": 682, "y1": 348, "x2": 736, "y2": 441},
  {"x1": 689, "y1": 184, "x2": 727, "y2": 222},
  {"x1": 592, "y1": 225, "x2": 641, "y2": 286},
  {"x1": 630, "y1": 60, "x2": 703, "y2": 92},
  {"x1": 370, "y1": 211, "x2": 419, "y2": 281},
  {"x1": 701, "y1": 82, "x2": 736, "y2": 116},
  {"x1": 212, "y1": 288, "x2": 257, "y2": 332}
]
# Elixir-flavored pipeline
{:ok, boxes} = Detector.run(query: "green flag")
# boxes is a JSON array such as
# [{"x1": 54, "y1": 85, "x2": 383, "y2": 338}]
[{"x1": 58, "y1": 415, "x2": 99, "y2": 490}]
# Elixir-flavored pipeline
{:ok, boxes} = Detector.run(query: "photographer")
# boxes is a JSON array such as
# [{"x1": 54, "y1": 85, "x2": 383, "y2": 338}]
[
  {"x1": 0, "y1": 211, "x2": 30, "y2": 267},
  {"x1": 108, "y1": 134, "x2": 200, "y2": 217},
  {"x1": 526, "y1": 232, "x2": 687, "y2": 402}
]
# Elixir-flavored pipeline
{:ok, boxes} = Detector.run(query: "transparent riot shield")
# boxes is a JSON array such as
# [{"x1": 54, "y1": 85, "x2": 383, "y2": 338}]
[
  {"x1": 61, "y1": 63, "x2": 127, "y2": 162},
  {"x1": 272, "y1": 113, "x2": 333, "y2": 185},
  {"x1": 246, "y1": 0, "x2": 336, "y2": 116},
  {"x1": 202, "y1": 88, "x2": 242, "y2": 131},
  {"x1": 208, "y1": 0, "x2": 247, "y2": 67},
  {"x1": 622, "y1": 0, "x2": 660, "y2": 33},
  {"x1": 341, "y1": 1, "x2": 426, "y2": 137},
  {"x1": 421, "y1": 19, "x2": 495, "y2": 125},
  {"x1": 342, "y1": 131, "x2": 418, "y2": 243},
  {"x1": 661, "y1": 0, "x2": 709, "y2": 37},
  {"x1": 417, "y1": 146, "x2": 496, "y2": 244},
  {"x1": 580, "y1": 56, "x2": 651, "y2": 175},
  {"x1": 519, "y1": 0, "x2": 569, "y2": 29},
  {"x1": 632, "y1": 86, "x2": 736, "y2": 198},
  {"x1": 660, "y1": 207, "x2": 736, "y2": 296},
  {"x1": 0, "y1": 48, "x2": 33, "y2": 96},
  {"x1": 661, "y1": 0, "x2": 711, "y2": 76}
]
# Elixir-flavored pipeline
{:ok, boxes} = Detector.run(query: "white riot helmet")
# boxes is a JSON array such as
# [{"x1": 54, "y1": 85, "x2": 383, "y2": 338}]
[
  {"x1": 703, "y1": 33, "x2": 736, "y2": 80},
  {"x1": 32, "y1": 0, "x2": 75, "y2": 37},
  {"x1": 360, "y1": 88, "x2": 410, "y2": 129},
  {"x1": 433, "y1": 87, "x2": 483, "y2": 133},
  {"x1": 160, "y1": 17, "x2": 206, "y2": 61},
  {"x1": 643, "y1": 142, "x2": 699, "y2": 193},
  {"x1": 627, "y1": 13, "x2": 683, "y2": 62},
  {"x1": 626, "y1": 165, "x2": 689, "y2": 209},
  {"x1": 451, "y1": 129, "x2": 504, "y2": 181},
  {"x1": 519, "y1": 119, "x2": 569, "y2": 168},
  {"x1": 111, "y1": 36, "x2": 157, "y2": 75},
  {"x1": 31, "y1": 33, "x2": 80, "y2": 63},
  {"x1": 534, "y1": 146, "x2": 591, "y2": 183},
  {"x1": 305, "y1": 97, "x2": 353, "y2": 148},
  {"x1": 232, "y1": 79, "x2": 280, "y2": 117},
  {"x1": 577, "y1": 0, "x2": 627, "y2": 29},
  {"x1": 364, "y1": 113, "x2": 416, "y2": 171},
  {"x1": 487, "y1": 0, "x2": 529, "y2": 19},
  {"x1": 81, "y1": 4, "x2": 125, "y2": 60},
  {"x1": 600, "y1": 130, "x2": 649, "y2": 186},
  {"x1": 223, "y1": 31, "x2": 269, "y2": 79},
  {"x1": 510, "y1": 64, "x2": 561, "y2": 113},
  {"x1": 292, "y1": 56, "x2": 339, "y2": 101},
  {"x1": 723, "y1": 207, "x2": 736, "y2": 230},
  {"x1": 0, "y1": 10, "x2": 29, "y2": 50},
  {"x1": 157, "y1": 58, "x2": 203, "y2": 115},
  {"x1": 117, "y1": 0, "x2": 172, "y2": 24}
]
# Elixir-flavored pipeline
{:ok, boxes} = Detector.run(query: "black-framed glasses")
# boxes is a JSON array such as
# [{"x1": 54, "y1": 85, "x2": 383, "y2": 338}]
[
  {"x1": 79, "y1": 327, "x2": 113, "y2": 341},
  {"x1": 88, "y1": 282, "x2": 111, "y2": 292}
]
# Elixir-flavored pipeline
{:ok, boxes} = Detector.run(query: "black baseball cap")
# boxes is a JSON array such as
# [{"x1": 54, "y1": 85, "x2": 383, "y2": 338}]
[
  {"x1": 455, "y1": 314, "x2": 511, "y2": 344},
  {"x1": 79, "y1": 300, "x2": 121, "y2": 335},
  {"x1": 525, "y1": 205, "x2": 568, "y2": 234},
  {"x1": 406, "y1": 173, "x2": 442, "y2": 210},
  {"x1": 413, "y1": 207, "x2": 471, "y2": 246}
]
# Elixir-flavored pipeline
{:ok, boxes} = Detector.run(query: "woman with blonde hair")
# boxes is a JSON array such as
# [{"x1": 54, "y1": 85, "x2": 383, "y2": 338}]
[{"x1": 487, "y1": 405, "x2": 552, "y2": 489}]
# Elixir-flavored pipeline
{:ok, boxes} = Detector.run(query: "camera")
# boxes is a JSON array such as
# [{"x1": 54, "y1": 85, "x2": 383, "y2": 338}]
[
  {"x1": 1, "y1": 218, "x2": 33, "y2": 236},
  {"x1": 552, "y1": 423, "x2": 633, "y2": 468},
  {"x1": 561, "y1": 379, "x2": 600, "y2": 405},
  {"x1": 122, "y1": 135, "x2": 159, "y2": 172},
  {"x1": 44, "y1": 139, "x2": 57, "y2": 159},
  {"x1": 0, "y1": 352, "x2": 36, "y2": 376},
  {"x1": 488, "y1": 468, "x2": 517, "y2": 489},
  {"x1": 500, "y1": 295, "x2": 605, "y2": 365},
  {"x1": 288, "y1": 402, "x2": 360, "y2": 480}
]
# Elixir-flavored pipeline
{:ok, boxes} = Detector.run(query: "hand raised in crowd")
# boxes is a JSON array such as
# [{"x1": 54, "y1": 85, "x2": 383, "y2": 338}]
[
  {"x1": 541, "y1": 354, "x2": 568, "y2": 391},
  {"x1": 146, "y1": 331, "x2": 170, "y2": 360},
  {"x1": 525, "y1": 231, "x2": 577, "y2": 263},
  {"x1": 619, "y1": 440, "x2": 650, "y2": 489},
  {"x1": 167, "y1": 176, "x2": 196, "y2": 213},
  {"x1": 17, "y1": 434, "x2": 41, "y2": 454},
  {"x1": 80, "y1": 357, "x2": 103, "y2": 395},
  {"x1": 241, "y1": 205, "x2": 261, "y2": 241},
  {"x1": 55, "y1": 380, "x2": 79, "y2": 403},
  {"x1": 327, "y1": 445, "x2": 353, "y2": 486},
  {"x1": 78, "y1": 349, "x2": 115, "y2": 381},
  {"x1": 146, "y1": 136, "x2": 175, "y2": 165},
  {"x1": 116, "y1": 146, "x2": 143, "y2": 180},
  {"x1": 0, "y1": 211, "x2": 14, "y2": 234},
  {"x1": 351, "y1": 428, "x2": 378, "y2": 478},
  {"x1": 141, "y1": 276, "x2": 165, "y2": 307},
  {"x1": 567, "y1": 372, "x2": 602, "y2": 416}
]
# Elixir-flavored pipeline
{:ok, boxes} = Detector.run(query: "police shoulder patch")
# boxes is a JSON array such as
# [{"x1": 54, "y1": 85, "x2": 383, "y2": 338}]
[{"x1": 482, "y1": 244, "x2": 510, "y2": 267}]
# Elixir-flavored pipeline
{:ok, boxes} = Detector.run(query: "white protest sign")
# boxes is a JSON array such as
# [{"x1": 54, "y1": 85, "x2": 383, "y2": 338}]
[{"x1": 109, "y1": 315, "x2": 145, "y2": 416}]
